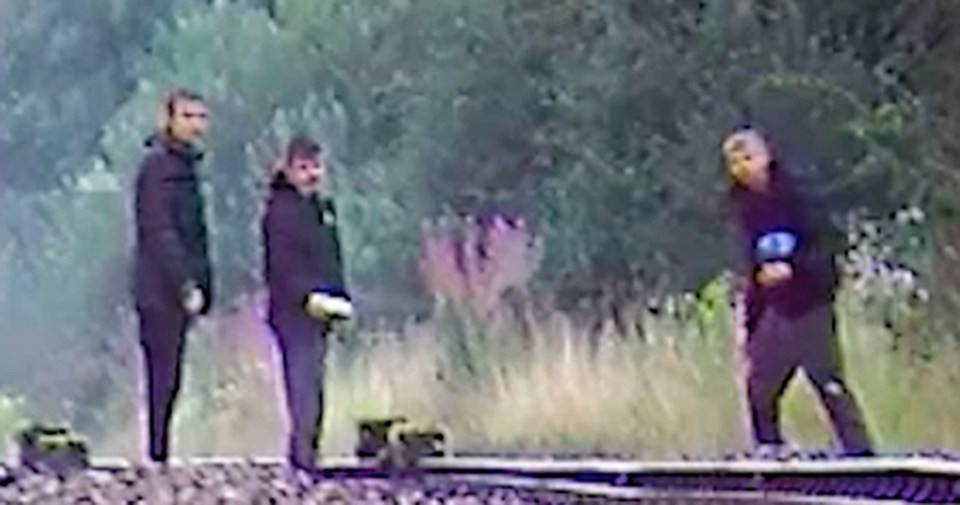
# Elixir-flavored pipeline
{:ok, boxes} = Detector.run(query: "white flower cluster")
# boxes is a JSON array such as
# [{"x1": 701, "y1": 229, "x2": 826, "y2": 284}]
[{"x1": 843, "y1": 207, "x2": 929, "y2": 303}]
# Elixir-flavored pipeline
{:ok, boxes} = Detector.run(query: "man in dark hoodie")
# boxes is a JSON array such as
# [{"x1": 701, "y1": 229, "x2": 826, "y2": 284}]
[
  {"x1": 724, "y1": 127, "x2": 872, "y2": 458},
  {"x1": 132, "y1": 88, "x2": 213, "y2": 465},
  {"x1": 263, "y1": 135, "x2": 351, "y2": 472}
]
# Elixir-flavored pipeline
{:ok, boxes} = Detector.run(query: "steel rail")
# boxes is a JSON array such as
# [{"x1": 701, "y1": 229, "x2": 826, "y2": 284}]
[{"x1": 72, "y1": 455, "x2": 960, "y2": 502}]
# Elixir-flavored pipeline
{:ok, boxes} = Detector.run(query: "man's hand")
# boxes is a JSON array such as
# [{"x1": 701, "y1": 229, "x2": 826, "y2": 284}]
[
  {"x1": 305, "y1": 292, "x2": 354, "y2": 321},
  {"x1": 182, "y1": 283, "x2": 205, "y2": 315},
  {"x1": 756, "y1": 261, "x2": 793, "y2": 287}
]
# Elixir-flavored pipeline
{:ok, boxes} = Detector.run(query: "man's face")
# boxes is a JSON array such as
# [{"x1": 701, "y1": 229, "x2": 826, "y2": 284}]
[
  {"x1": 284, "y1": 153, "x2": 326, "y2": 195},
  {"x1": 167, "y1": 99, "x2": 209, "y2": 145},
  {"x1": 723, "y1": 131, "x2": 771, "y2": 190}
]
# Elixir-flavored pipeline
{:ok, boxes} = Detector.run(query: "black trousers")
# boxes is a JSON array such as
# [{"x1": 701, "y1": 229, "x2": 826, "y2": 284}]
[
  {"x1": 737, "y1": 303, "x2": 872, "y2": 454},
  {"x1": 270, "y1": 314, "x2": 328, "y2": 470},
  {"x1": 137, "y1": 306, "x2": 190, "y2": 463}
]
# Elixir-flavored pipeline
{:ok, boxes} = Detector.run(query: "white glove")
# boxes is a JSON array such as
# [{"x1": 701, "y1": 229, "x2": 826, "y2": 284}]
[
  {"x1": 304, "y1": 292, "x2": 354, "y2": 321},
  {"x1": 182, "y1": 286, "x2": 205, "y2": 315}
]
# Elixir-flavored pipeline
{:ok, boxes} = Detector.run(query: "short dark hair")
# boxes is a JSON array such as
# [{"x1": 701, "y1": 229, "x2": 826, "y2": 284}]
[
  {"x1": 164, "y1": 87, "x2": 205, "y2": 115},
  {"x1": 284, "y1": 135, "x2": 323, "y2": 165}
]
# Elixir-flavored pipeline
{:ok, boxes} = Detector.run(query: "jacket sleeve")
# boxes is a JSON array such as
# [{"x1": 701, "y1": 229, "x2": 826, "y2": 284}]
[
  {"x1": 137, "y1": 153, "x2": 194, "y2": 294},
  {"x1": 265, "y1": 198, "x2": 325, "y2": 307},
  {"x1": 319, "y1": 198, "x2": 348, "y2": 297},
  {"x1": 792, "y1": 190, "x2": 841, "y2": 291}
]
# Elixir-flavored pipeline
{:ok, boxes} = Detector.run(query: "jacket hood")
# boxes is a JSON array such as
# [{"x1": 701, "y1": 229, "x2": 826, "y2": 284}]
[
  {"x1": 145, "y1": 132, "x2": 204, "y2": 162},
  {"x1": 269, "y1": 171, "x2": 296, "y2": 191},
  {"x1": 269, "y1": 171, "x2": 331, "y2": 202}
]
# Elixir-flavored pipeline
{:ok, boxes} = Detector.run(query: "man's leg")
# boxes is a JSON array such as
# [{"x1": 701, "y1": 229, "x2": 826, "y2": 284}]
[
  {"x1": 274, "y1": 320, "x2": 327, "y2": 470},
  {"x1": 738, "y1": 304, "x2": 799, "y2": 451},
  {"x1": 137, "y1": 307, "x2": 189, "y2": 464},
  {"x1": 796, "y1": 305, "x2": 873, "y2": 455}
]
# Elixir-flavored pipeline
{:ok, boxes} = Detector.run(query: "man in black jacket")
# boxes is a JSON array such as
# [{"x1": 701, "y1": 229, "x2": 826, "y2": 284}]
[
  {"x1": 724, "y1": 127, "x2": 872, "y2": 457},
  {"x1": 132, "y1": 88, "x2": 213, "y2": 465},
  {"x1": 263, "y1": 135, "x2": 351, "y2": 472}
]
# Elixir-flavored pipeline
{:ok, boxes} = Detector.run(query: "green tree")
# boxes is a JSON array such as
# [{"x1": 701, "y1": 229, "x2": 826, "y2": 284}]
[
  {"x1": 528, "y1": 0, "x2": 916, "y2": 308},
  {"x1": 0, "y1": 0, "x2": 181, "y2": 191}
]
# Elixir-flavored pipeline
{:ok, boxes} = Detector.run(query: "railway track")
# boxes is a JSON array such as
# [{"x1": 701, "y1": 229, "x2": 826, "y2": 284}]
[{"x1": 56, "y1": 455, "x2": 958, "y2": 503}]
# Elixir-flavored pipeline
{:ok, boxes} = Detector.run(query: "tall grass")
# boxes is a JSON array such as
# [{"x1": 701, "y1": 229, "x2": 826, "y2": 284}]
[
  {"x1": 79, "y1": 284, "x2": 960, "y2": 461},
  {"x1": 0, "y1": 395, "x2": 27, "y2": 460},
  {"x1": 8, "y1": 214, "x2": 958, "y2": 461}
]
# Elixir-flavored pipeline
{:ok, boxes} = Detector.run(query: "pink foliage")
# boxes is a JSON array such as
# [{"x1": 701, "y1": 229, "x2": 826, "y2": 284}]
[{"x1": 418, "y1": 215, "x2": 542, "y2": 320}]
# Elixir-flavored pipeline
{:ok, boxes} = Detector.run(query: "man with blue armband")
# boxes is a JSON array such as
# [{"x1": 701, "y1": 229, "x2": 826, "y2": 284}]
[
  {"x1": 262, "y1": 135, "x2": 352, "y2": 472},
  {"x1": 724, "y1": 127, "x2": 872, "y2": 458}
]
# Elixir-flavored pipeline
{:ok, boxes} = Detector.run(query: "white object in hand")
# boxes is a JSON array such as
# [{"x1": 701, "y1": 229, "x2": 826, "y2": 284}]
[
  {"x1": 306, "y1": 292, "x2": 354, "y2": 320},
  {"x1": 183, "y1": 287, "x2": 205, "y2": 315}
]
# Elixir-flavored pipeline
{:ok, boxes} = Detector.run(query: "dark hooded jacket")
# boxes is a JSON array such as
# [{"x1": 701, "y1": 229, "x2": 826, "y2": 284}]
[
  {"x1": 132, "y1": 133, "x2": 212, "y2": 313},
  {"x1": 262, "y1": 173, "x2": 346, "y2": 329},
  {"x1": 730, "y1": 162, "x2": 840, "y2": 329}
]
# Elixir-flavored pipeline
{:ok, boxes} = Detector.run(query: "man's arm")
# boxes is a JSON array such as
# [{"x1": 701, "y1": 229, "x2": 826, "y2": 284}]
[
  {"x1": 791, "y1": 188, "x2": 842, "y2": 294},
  {"x1": 265, "y1": 199, "x2": 325, "y2": 307},
  {"x1": 138, "y1": 153, "x2": 195, "y2": 296},
  {"x1": 319, "y1": 198, "x2": 347, "y2": 296}
]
